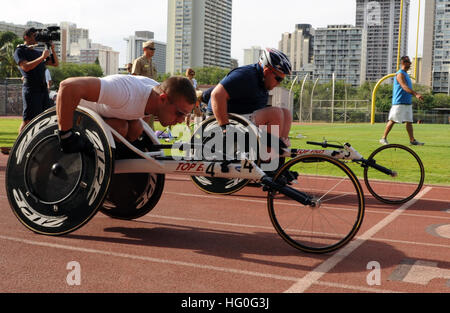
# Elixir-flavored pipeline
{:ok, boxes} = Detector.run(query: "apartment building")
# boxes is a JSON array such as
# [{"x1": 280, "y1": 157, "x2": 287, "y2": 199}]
[
  {"x1": 60, "y1": 22, "x2": 90, "y2": 63},
  {"x1": 0, "y1": 21, "x2": 25, "y2": 36},
  {"x1": 166, "y1": 0, "x2": 232, "y2": 74},
  {"x1": 423, "y1": 0, "x2": 450, "y2": 94},
  {"x1": 243, "y1": 46, "x2": 262, "y2": 66},
  {"x1": 279, "y1": 24, "x2": 315, "y2": 75},
  {"x1": 80, "y1": 43, "x2": 119, "y2": 75},
  {"x1": 356, "y1": 0, "x2": 410, "y2": 82},
  {"x1": 313, "y1": 25, "x2": 367, "y2": 86}
]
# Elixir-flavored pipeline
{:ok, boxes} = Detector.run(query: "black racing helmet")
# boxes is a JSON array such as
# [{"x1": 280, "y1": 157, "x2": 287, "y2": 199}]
[{"x1": 259, "y1": 48, "x2": 292, "y2": 75}]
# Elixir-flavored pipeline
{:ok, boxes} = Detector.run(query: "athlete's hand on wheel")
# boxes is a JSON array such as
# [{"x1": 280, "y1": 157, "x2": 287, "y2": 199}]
[{"x1": 58, "y1": 129, "x2": 93, "y2": 154}]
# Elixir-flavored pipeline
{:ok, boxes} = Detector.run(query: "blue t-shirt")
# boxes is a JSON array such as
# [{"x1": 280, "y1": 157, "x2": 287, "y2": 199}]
[
  {"x1": 14, "y1": 45, "x2": 47, "y2": 91},
  {"x1": 207, "y1": 63, "x2": 268, "y2": 114},
  {"x1": 392, "y1": 69, "x2": 413, "y2": 105}
]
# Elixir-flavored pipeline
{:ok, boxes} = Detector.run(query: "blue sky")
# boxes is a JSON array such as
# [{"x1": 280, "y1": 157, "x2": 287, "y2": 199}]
[{"x1": 1, "y1": 0, "x2": 424, "y2": 66}]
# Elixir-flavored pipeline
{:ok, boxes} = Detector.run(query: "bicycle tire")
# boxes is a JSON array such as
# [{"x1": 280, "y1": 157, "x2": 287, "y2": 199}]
[
  {"x1": 364, "y1": 144, "x2": 425, "y2": 205},
  {"x1": 267, "y1": 154, "x2": 365, "y2": 254}
]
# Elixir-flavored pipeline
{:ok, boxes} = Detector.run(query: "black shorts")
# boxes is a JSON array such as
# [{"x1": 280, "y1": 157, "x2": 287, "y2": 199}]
[{"x1": 22, "y1": 87, "x2": 50, "y2": 121}]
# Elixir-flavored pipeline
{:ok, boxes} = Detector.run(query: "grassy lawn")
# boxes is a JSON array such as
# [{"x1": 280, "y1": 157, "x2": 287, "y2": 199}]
[
  {"x1": 0, "y1": 118, "x2": 21, "y2": 148},
  {"x1": 289, "y1": 123, "x2": 450, "y2": 186},
  {"x1": 1, "y1": 118, "x2": 448, "y2": 186}
]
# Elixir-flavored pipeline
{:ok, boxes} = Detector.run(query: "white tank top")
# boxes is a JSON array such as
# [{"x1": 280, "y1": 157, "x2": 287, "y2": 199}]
[{"x1": 79, "y1": 74, "x2": 159, "y2": 120}]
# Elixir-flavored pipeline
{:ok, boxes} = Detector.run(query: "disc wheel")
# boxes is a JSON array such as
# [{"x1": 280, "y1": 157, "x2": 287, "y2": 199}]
[
  {"x1": 267, "y1": 154, "x2": 365, "y2": 254},
  {"x1": 100, "y1": 137, "x2": 165, "y2": 220},
  {"x1": 6, "y1": 108, "x2": 113, "y2": 235}
]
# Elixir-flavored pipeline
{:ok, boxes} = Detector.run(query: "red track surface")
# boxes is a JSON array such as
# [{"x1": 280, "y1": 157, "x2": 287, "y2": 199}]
[{"x1": 0, "y1": 152, "x2": 449, "y2": 294}]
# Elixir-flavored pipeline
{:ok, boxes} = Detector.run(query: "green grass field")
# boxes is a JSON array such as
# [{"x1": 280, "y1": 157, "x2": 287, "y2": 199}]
[
  {"x1": 289, "y1": 123, "x2": 449, "y2": 186},
  {"x1": 1, "y1": 118, "x2": 448, "y2": 185}
]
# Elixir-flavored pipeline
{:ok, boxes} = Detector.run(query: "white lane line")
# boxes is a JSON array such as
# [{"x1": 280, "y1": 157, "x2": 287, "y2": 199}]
[
  {"x1": 142, "y1": 214, "x2": 450, "y2": 249},
  {"x1": 284, "y1": 186, "x2": 433, "y2": 293},
  {"x1": 0, "y1": 234, "x2": 300, "y2": 282},
  {"x1": 163, "y1": 191, "x2": 450, "y2": 220},
  {"x1": 144, "y1": 214, "x2": 275, "y2": 231},
  {"x1": 314, "y1": 281, "x2": 400, "y2": 293},
  {"x1": 371, "y1": 237, "x2": 450, "y2": 249},
  {"x1": 0, "y1": 234, "x2": 401, "y2": 293}
]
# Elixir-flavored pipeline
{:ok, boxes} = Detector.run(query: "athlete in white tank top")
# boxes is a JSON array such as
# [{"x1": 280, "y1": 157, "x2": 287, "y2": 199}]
[{"x1": 79, "y1": 74, "x2": 159, "y2": 120}]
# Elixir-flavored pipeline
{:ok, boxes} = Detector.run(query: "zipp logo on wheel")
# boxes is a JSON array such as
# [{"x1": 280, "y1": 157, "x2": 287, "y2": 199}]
[{"x1": 6, "y1": 109, "x2": 113, "y2": 235}]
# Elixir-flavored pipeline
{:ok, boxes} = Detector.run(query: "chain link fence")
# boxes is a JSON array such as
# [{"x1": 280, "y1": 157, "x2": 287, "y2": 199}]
[
  {"x1": 297, "y1": 99, "x2": 450, "y2": 124},
  {"x1": 0, "y1": 78, "x2": 23, "y2": 116}
]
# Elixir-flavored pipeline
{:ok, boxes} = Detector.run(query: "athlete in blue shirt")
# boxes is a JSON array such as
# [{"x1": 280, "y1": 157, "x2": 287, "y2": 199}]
[
  {"x1": 14, "y1": 27, "x2": 59, "y2": 132},
  {"x1": 209, "y1": 48, "x2": 293, "y2": 152},
  {"x1": 380, "y1": 56, "x2": 424, "y2": 146}
]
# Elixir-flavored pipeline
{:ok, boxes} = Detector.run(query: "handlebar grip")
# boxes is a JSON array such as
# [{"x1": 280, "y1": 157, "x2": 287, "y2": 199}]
[
  {"x1": 306, "y1": 141, "x2": 344, "y2": 149},
  {"x1": 363, "y1": 159, "x2": 397, "y2": 177}
]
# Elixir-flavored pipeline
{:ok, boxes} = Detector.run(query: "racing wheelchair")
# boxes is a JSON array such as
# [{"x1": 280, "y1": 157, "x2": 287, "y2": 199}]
[{"x1": 5, "y1": 107, "x2": 423, "y2": 254}]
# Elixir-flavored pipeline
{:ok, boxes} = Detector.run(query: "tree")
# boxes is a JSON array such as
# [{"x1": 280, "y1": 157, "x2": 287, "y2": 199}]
[
  {"x1": 48, "y1": 62, "x2": 103, "y2": 89},
  {"x1": 194, "y1": 67, "x2": 230, "y2": 85},
  {"x1": 374, "y1": 84, "x2": 393, "y2": 112},
  {"x1": 0, "y1": 31, "x2": 19, "y2": 48},
  {"x1": 433, "y1": 93, "x2": 450, "y2": 108},
  {"x1": 0, "y1": 42, "x2": 21, "y2": 78},
  {"x1": 0, "y1": 31, "x2": 23, "y2": 78}
]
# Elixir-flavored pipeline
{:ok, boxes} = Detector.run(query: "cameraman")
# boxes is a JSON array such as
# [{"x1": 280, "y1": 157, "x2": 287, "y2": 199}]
[{"x1": 14, "y1": 27, "x2": 59, "y2": 132}]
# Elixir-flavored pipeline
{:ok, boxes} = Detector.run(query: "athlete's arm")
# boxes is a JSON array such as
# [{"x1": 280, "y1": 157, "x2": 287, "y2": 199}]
[
  {"x1": 56, "y1": 77, "x2": 101, "y2": 131},
  {"x1": 210, "y1": 84, "x2": 230, "y2": 126}
]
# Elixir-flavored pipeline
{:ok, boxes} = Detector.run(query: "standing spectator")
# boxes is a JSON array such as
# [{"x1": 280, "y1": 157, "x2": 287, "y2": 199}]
[
  {"x1": 380, "y1": 56, "x2": 425, "y2": 146},
  {"x1": 132, "y1": 40, "x2": 157, "y2": 129},
  {"x1": 14, "y1": 27, "x2": 59, "y2": 132},
  {"x1": 45, "y1": 68, "x2": 53, "y2": 91},
  {"x1": 126, "y1": 63, "x2": 133, "y2": 75},
  {"x1": 185, "y1": 68, "x2": 198, "y2": 90},
  {"x1": 184, "y1": 68, "x2": 202, "y2": 127}
]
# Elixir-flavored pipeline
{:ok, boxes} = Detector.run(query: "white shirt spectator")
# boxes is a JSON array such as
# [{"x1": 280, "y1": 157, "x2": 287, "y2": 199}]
[{"x1": 45, "y1": 68, "x2": 52, "y2": 90}]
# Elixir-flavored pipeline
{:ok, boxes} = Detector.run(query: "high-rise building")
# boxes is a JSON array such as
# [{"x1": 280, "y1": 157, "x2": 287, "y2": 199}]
[
  {"x1": 243, "y1": 46, "x2": 262, "y2": 66},
  {"x1": 421, "y1": 0, "x2": 435, "y2": 87},
  {"x1": 60, "y1": 22, "x2": 90, "y2": 62},
  {"x1": 124, "y1": 31, "x2": 167, "y2": 74},
  {"x1": 59, "y1": 22, "x2": 91, "y2": 64},
  {"x1": 313, "y1": 25, "x2": 367, "y2": 86},
  {"x1": 80, "y1": 43, "x2": 119, "y2": 76},
  {"x1": 279, "y1": 24, "x2": 315, "y2": 75},
  {"x1": 423, "y1": 0, "x2": 450, "y2": 94},
  {"x1": 166, "y1": 0, "x2": 232, "y2": 74},
  {"x1": 356, "y1": 0, "x2": 410, "y2": 82}
]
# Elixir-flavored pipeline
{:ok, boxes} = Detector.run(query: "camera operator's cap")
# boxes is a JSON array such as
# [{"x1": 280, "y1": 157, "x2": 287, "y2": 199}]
[
  {"x1": 23, "y1": 27, "x2": 37, "y2": 37},
  {"x1": 143, "y1": 40, "x2": 155, "y2": 49}
]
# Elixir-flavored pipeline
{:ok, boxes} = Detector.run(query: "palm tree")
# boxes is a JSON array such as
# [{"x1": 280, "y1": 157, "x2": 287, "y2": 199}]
[
  {"x1": 0, "y1": 41, "x2": 21, "y2": 77},
  {"x1": 0, "y1": 37, "x2": 24, "y2": 78}
]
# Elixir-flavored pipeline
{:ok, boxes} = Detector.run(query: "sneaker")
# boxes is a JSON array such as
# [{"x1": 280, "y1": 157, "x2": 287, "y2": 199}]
[
  {"x1": 410, "y1": 139, "x2": 424, "y2": 146},
  {"x1": 379, "y1": 138, "x2": 389, "y2": 145}
]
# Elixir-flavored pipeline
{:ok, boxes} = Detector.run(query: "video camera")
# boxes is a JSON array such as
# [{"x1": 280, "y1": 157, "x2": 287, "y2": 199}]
[{"x1": 34, "y1": 26, "x2": 61, "y2": 43}]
